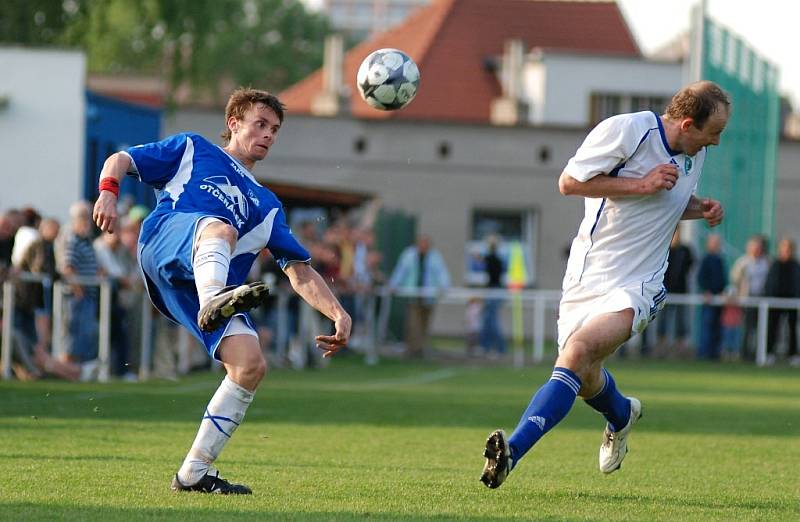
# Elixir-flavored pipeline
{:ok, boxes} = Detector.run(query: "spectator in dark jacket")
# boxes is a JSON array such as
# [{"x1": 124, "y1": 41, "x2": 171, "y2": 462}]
[
  {"x1": 480, "y1": 237, "x2": 506, "y2": 356},
  {"x1": 697, "y1": 234, "x2": 727, "y2": 360},
  {"x1": 656, "y1": 227, "x2": 694, "y2": 357},
  {"x1": 764, "y1": 238, "x2": 800, "y2": 365}
]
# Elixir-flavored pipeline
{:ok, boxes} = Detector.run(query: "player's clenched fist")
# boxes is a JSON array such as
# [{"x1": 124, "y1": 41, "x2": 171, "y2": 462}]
[
  {"x1": 701, "y1": 198, "x2": 724, "y2": 227},
  {"x1": 641, "y1": 163, "x2": 678, "y2": 194},
  {"x1": 93, "y1": 191, "x2": 118, "y2": 233}
]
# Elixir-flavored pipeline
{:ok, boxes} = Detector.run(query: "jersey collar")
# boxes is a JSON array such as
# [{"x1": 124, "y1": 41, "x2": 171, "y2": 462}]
[
  {"x1": 218, "y1": 146, "x2": 259, "y2": 183},
  {"x1": 652, "y1": 111, "x2": 682, "y2": 157}
]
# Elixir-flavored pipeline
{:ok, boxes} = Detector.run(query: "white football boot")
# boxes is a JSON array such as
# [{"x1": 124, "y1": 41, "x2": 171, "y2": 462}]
[{"x1": 599, "y1": 397, "x2": 642, "y2": 474}]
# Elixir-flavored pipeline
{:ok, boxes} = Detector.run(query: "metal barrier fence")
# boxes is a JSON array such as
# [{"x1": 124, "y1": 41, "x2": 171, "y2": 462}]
[
  {"x1": 2, "y1": 274, "x2": 800, "y2": 380},
  {"x1": 388, "y1": 287, "x2": 800, "y2": 367}
]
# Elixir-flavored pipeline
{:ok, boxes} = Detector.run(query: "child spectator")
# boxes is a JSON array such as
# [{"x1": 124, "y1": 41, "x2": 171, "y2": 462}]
[
  {"x1": 465, "y1": 297, "x2": 483, "y2": 357},
  {"x1": 720, "y1": 286, "x2": 743, "y2": 362}
]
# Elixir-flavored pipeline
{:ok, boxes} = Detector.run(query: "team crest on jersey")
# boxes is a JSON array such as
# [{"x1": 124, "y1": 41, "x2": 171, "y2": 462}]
[
  {"x1": 199, "y1": 176, "x2": 248, "y2": 226},
  {"x1": 247, "y1": 189, "x2": 260, "y2": 207}
]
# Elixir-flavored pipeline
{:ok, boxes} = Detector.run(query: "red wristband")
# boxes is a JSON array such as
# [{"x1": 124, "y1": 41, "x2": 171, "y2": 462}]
[{"x1": 99, "y1": 177, "x2": 120, "y2": 197}]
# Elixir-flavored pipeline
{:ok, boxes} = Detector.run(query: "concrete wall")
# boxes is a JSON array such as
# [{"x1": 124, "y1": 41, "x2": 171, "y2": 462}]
[
  {"x1": 168, "y1": 111, "x2": 800, "y2": 283},
  {"x1": 167, "y1": 112, "x2": 587, "y2": 291},
  {"x1": 775, "y1": 138, "x2": 800, "y2": 248},
  {"x1": 0, "y1": 47, "x2": 86, "y2": 223}
]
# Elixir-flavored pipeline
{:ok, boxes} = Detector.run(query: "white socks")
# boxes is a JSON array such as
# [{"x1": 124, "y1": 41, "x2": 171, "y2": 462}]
[
  {"x1": 177, "y1": 376, "x2": 255, "y2": 485},
  {"x1": 193, "y1": 237, "x2": 231, "y2": 308}
]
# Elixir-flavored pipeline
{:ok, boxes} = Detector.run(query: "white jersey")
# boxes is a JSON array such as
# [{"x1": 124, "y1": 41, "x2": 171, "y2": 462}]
[{"x1": 562, "y1": 111, "x2": 706, "y2": 293}]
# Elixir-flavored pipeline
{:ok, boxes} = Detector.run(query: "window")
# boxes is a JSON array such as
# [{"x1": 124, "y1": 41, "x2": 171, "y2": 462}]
[
  {"x1": 465, "y1": 209, "x2": 537, "y2": 287},
  {"x1": 590, "y1": 93, "x2": 621, "y2": 123},
  {"x1": 590, "y1": 92, "x2": 671, "y2": 124}
]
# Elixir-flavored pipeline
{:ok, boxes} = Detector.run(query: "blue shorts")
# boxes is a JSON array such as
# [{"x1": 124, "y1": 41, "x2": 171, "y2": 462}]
[{"x1": 137, "y1": 211, "x2": 256, "y2": 360}]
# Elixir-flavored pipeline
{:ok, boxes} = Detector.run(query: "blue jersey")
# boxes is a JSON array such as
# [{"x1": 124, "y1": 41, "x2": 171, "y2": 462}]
[{"x1": 123, "y1": 132, "x2": 310, "y2": 357}]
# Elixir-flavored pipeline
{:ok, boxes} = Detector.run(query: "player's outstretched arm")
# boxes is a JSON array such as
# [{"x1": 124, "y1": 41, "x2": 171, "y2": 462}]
[
  {"x1": 93, "y1": 152, "x2": 132, "y2": 234},
  {"x1": 559, "y1": 163, "x2": 679, "y2": 199},
  {"x1": 284, "y1": 261, "x2": 352, "y2": 358},
  {"x1": 681, "y1": 196, "x2": 724, "y2": 226}
]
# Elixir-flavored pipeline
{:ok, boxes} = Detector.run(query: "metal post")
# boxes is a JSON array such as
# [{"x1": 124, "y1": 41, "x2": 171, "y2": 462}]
[
  {"x1": 275, "y1": 290, "x2": 289, "y2": 363},
  {"x1": 377, "y1": 288, "x2": 392, "y2": 346},
  {"x1": 1, "y1": 281, "x2": 14, "y2": 379},
  {"x1": 97, "y1": 280, "x2": 111, "y2": 382},
  {"x1": 756, "y1": 300, "x2": 769, "y2": 366},
  {"x1": 512, "y1": 292, "x2": 525, "y2": 369},
  {"x1": 364, "y1": 293, "x2": 378, "y2": 366},
  {"x1": 52, "y1": 281, "x2": 65, "y2": 360},
  {"x1": 532, "y1": 293, "x2": 545, "y2": 364},
  {"x1": 178, "y1": 328, "x2": 191, "y2": 375},
  {"x1": 139, "y1": 294, "x2": 152, "y2": 381}
]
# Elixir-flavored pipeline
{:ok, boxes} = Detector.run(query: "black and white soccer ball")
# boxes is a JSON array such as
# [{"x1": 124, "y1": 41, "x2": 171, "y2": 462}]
[{"x1": 356, "y1": 48, "x2": 420, "y2": 111}]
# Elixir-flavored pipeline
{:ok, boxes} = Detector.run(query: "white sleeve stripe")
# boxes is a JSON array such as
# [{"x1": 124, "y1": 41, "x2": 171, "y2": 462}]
[
  {"x1": 164, "y1": 136, "x2": 194, "y2": 208},
  {"x1": 119, "y1": 151, "x2": 139, "y2": 179},
  {"x1": 233, "y1": 207, "x2": 279, "y2": 257}
]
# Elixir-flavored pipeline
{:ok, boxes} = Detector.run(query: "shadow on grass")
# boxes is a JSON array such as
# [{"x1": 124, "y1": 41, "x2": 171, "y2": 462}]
[
  {"x1": 5, "y1": 489, "x2": 797, "y2": 521},
  {"x1": 1, "y1": 503, "x2": 538, "y2": 522},
  {"x1": 1, "y1": 359, "x2": 798, "y2": 437}
]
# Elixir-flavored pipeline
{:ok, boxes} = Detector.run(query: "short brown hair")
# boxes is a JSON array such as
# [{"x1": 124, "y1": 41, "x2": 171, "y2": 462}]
[
  {"x1": 665, "y1": 81, "x2": 731, "y2": 129},
  {"x1": 221, "y1": 87, "x2": 286, "y2": 144}
]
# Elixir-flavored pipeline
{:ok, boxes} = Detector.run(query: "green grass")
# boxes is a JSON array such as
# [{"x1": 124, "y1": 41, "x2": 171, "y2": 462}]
[{"x1": 2, "y1": 356, "x2": 799, "y2": 521}]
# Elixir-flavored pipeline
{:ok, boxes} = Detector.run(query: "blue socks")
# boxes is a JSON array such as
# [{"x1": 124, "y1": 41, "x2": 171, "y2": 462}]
[
  {"x1": 507, "y1": 367, "x2": 581, "y2": 468},
  {"x1": 584, "y1": 368, "x2": 631, "y2": 432}
]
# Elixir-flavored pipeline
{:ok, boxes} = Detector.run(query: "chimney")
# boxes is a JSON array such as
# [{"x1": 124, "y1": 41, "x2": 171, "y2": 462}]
[
  {"x1": 311, "y1": 34, "x2": 345, "y2": 116},
  {"x1": 490, "y1": 39, "x2": 528, "y2": 126}
]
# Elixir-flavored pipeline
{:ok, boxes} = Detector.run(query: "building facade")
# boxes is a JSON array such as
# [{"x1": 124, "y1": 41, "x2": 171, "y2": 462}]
[{"x1": 0, "y1": 47, "x2": 86, "y2": 223}]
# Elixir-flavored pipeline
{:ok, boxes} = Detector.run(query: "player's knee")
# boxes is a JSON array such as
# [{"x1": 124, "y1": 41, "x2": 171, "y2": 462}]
[
  {"x1": 218, "y1": 224, "x2": 239, "y2": 249},
  {"x1": 245, "y1": 355, "x2": 267, "y2": 383},
  {"x1": 557, "y1": 339, "x2": 600, "y2": 377},
  {"x1": 201, "y1": 222, "x2": 239, "y2": 250},
  {"x1": 227, "y1": 352, "x2": 267, "y2": 387}
]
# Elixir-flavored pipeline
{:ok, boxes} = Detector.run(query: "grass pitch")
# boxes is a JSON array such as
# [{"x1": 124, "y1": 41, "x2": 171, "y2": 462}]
[{"x1": 1, "y1": 356, "x2": 799, "y2": 521}]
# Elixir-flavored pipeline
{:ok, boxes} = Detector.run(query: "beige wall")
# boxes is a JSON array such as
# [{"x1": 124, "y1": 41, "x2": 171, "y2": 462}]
[
  {"x1": 776, "y1": 139, "x2": 800, "y2": 249},
  {"x1": 167, "y1": 112, "x2": 586, "y2": 290}
]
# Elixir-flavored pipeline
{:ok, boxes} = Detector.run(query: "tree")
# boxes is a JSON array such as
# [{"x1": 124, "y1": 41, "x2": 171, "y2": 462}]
[{"x1": 1, "y1": 0, "x2": 332, "y2": 104}]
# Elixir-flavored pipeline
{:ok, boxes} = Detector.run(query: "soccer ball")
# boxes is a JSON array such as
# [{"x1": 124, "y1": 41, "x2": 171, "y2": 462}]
[{"x1": 356, "y1": 48, "x2": 420, "y2": 111}]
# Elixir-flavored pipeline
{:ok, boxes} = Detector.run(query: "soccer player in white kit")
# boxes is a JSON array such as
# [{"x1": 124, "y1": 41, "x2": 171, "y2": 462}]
[
  {"x1": 93, "y1": 88, "x2": 351, "y2": 494},
  {"x1": 481, "y1": 81, "x2": 730, "y2": 488}
]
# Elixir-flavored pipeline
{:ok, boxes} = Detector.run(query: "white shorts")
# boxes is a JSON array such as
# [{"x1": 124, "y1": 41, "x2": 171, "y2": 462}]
[{"x1": 556, "y1": 276, "x2": 666, "y2": 350}]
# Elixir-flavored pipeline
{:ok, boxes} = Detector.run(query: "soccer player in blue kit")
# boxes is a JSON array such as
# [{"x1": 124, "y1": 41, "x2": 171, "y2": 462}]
[
  {"x1": 93, "y1": 88, "x2": 351, "y2": 494},
  {"x1": 480, "y1": 81, "x2": 730, "y2": 488}
]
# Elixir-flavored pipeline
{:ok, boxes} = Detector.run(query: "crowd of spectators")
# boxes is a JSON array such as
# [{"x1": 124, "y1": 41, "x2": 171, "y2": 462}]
[
  {"x1": 652, "y1": 231, "x2": 800, "y2": 364},
  {"x1": 0, "y1": 201, "x2": 146, "y2": 381},
  {"x1": 246, "y1": 207, "x2": 388, "y2": 369},
  {"x1": 3, "y1": 198, "x2": 800, "y2": 380}
]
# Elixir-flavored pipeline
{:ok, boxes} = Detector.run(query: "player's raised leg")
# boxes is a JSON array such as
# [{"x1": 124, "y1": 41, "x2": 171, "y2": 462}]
[
  {"x1": 481, "y1": 365, "x2": 582, "y2": 489},
  {"x1": 481, "y1": 309, "x2": 635, "y2": 489},
  {"x1": 172, "y1": 331, "x2": 265, "y2": 494},
  {"x1": 193, "y1": 219, "x2": 269, "y2": 332},
  {"x1": 559, "y1": 309, "x2": 641, "y2": 474}
]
